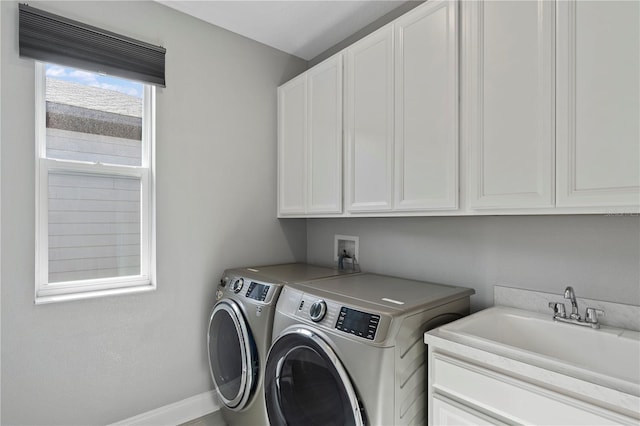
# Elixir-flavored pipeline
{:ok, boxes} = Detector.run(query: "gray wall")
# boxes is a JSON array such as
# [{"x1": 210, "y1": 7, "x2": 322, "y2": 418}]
[
  {"x1": 0, "y1": 1, "x2": 307, "y2": 424},
  {"x1": 307, "y1": 216, "x2": 640, "y2": 311}
]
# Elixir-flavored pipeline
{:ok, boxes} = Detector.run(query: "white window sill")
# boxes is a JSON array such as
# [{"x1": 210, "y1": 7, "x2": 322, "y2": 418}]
[{"x1": 35, "y1": 282, "x2": 156, "y2": 305}]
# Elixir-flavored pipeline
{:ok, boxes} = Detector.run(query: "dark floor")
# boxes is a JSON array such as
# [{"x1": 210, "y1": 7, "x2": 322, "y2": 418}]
[{"x1": 179, "y1": 410, "x2": 226, "y2": 426}]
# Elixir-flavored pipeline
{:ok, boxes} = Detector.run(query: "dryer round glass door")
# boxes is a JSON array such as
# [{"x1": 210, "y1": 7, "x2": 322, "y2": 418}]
[
  {"x1": 265, "y1": 327, "x2": 364, "y2": 426},
  {"x1": 207, "y1": 299, "x2": 257, "y2": 410}
]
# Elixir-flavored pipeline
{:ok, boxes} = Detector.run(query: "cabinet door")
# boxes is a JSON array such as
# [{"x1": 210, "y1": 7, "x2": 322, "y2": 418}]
[
  {"x1": 432, "y1": 396, "x2": 504, "y2": 426},
  {"x1": 395, "y1": 1, "x2": 458, "y2": 211},
  {"x1": 431, "y1": 353, "x2": 634, "y2": 425},
  {"x1": 465, "y1": 0, "x2": 555, "y2": 209},
  {"x1": 556, "y1": 0, "x2": 640, "y2": 208},
  {"x1": 277, "y1": 75, "x2": 307, "y2": 215},
  {"x1": 345, "y1": 26, "x2": 394, "y2": 212},
  {"x1": 307, "y1": 55, "x2": 343, "y2": 214}
]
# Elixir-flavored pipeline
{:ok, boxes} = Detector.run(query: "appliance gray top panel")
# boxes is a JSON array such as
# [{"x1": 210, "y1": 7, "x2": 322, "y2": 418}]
[
  {"x1": 224, "y1": 263, "x2": 350, "y2": 285},
  {"x1": 292, "y1": 273, "x2": 475, "y2": 313}
]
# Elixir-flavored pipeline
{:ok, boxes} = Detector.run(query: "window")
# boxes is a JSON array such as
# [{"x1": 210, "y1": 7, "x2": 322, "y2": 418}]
[{"x1": 35, "y1": 62, "x2": 156, "y2": 303}]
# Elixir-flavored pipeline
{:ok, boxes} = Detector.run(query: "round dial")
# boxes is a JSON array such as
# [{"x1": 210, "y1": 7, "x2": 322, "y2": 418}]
[
  {"x1": 309, "y1": 300, "x2": 327, "y2": 322},
  {"x1": 232, "y1": 278, "x2": 244, "y2": 293}
]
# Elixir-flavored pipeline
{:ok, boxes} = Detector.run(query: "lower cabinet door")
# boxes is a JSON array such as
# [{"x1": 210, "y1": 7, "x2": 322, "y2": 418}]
[
  {"x1": 432, "y1": 396, "x2": 504, "y2": 426},
  {"x1": 432, "y1": 354, "x2": 637, "y2": 425}
]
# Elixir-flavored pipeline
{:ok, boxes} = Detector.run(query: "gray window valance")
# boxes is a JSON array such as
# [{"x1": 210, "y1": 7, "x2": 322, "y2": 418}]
[{"x1": 19, "y1": 3, "x2": 166, "y2": 87}]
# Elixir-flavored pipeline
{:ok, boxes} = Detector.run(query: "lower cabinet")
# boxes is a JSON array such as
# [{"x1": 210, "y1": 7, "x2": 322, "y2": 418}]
[{"x1": 428, "y1": 353, "x2": 638, "y2": 426}]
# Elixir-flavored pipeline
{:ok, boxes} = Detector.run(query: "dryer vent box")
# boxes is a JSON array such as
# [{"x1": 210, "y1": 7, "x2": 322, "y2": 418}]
[{"x1": 334, "y1": 235, "x2": 359, "y2": 264}]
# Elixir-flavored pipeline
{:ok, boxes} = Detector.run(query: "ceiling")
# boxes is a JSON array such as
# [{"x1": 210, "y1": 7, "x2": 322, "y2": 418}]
[{"x1": 158, "y1": 1, "x2": 410, "y2": 61}]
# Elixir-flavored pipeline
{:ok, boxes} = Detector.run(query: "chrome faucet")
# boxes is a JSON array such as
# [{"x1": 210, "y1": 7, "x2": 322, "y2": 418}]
[
  {"x1": 564, "y1": 286, "x2": 580, "y2": 320},
  {"x1": 549, "y1": 286, "x2": 604, "y2": 329}
]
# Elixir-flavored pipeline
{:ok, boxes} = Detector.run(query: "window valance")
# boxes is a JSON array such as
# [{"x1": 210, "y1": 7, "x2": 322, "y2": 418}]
[{"x1": 19, "y1": 3, "x2": 166, "y2": 87}]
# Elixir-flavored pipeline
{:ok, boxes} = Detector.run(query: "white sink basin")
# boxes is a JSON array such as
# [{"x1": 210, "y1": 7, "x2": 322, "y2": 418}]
[{"x1": 434, "y1": 306, "x2": 640, "y2": 394}]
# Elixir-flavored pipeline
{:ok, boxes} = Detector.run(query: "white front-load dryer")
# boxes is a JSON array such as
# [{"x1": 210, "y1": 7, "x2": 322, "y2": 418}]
[
  {"x1": 264, "y1": 273, "x2": 474, "y2": 426},
  {"x1": 207, "y1": 263, "x2": 352, "y2": 426}
]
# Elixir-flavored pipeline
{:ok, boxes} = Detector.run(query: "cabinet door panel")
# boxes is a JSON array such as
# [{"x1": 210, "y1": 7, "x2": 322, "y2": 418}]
[
  {"x1": 395, "y1": 1, "x2": 458, "y2": 211},
  {"x1": 466, "y1": 0, "x2": 554, "y2": 209},
  {"x1": 432, "y1": 354, "x2": 631, "y2": 425},
  {"x1": 557, "y1": 0, "x2": 640, "y2": 208},
  {"x1": 346, "y1": 26, "x2": 394, "y2": 212},
  {"x1": 277, "y1": 76, "x2": 306, "y2": 215},
  {"x1": 308, "y1": 56, "x2": 343, "y2": 214},
  {"x1": 432, "y1": 396, "x2": 505, "y2": 426}
]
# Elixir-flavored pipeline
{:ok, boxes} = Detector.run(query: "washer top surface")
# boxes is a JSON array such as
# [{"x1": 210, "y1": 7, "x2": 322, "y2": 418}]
[
  {"x1": 225, "y1": 262, "x2": 351, "y2": 285},
  {"x1": 290, "y1": 273, "x2": 475, "y2": 313}
]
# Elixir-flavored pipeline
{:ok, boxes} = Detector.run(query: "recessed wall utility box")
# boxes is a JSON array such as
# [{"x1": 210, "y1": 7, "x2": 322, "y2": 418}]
[{"x1": 334, "y1": 235, "x2": 359, "y2": 264}]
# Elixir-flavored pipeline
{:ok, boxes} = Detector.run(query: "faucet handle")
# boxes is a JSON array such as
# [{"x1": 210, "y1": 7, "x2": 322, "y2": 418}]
[
  {"x1": 585, "y1": 307, "x2": 604, "y2": 324},
  {"x1": 549, "y1": 302, "x2": 566, "y2": 318}
]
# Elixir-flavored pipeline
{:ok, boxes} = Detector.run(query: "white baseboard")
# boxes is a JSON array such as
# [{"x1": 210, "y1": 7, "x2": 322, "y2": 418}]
[{"x1": 110, "y1": 390, "x2": 221, "y2": 426}]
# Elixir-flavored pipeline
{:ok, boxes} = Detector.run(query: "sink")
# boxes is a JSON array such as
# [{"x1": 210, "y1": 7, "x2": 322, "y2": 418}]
[{"x1": 433, "y1": 306, "x2": 640, "y2": 395}]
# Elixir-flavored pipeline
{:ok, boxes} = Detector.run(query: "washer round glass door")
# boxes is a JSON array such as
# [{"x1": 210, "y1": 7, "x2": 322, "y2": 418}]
[
  {"x1": 207, "y1": 299, "x2": 257, "y2": 410},
  {"x1": 265, "y1": 327, "x2": 364, "y2": 426}
]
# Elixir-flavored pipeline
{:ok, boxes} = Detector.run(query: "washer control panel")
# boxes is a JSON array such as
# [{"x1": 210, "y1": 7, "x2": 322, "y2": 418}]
[
  {"x1": 283, "y1": 287, "x2": 390, "y2": 344},
  {"x1": 335, "y1": 307, "x2": 380, "y2": 340},
  {"x1": 245, "y1": 281, "x2": 271, "y2": 302}
]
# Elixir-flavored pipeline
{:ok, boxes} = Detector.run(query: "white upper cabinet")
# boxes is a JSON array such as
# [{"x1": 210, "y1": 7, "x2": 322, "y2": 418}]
[
  {"x1": 278, "y1": 0, "x2": 639, "y2": 217},
  {"x1": 345, "y1": 25, "x2": 395, "y2": 212},
  {"x1": 465, "y1": 0, "x2": 639, "y2": 213},
  {"x1": 394, "y1": 0, "x2": 459, "y2": 211},
  {"x1": 277, "y1": 55, "x2": 343, "y2": 216},
  {"x1": 278, "y1": 74, "x2": 307, "y2": 215},
  {"x1": 345, "y1": 0, "x2": 459, "y2": 214},
  {"x1": 465, "y1": 0, "x2": 555, "y2": 209},
  {"x1": 308, "y1": 56, "x2": 343, "y2": 214},
  {"x1": 556, "y1": 0, "x2": 640, "y2": 208}
]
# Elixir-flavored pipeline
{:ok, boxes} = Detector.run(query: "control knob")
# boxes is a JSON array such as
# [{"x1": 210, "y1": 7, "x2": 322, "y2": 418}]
[
  {"x1": 309, "y1": 300, "x2": 327, "y2": 322},
  {"x1": 232, "y1": 278, "x2": 244, "y2": 293}
]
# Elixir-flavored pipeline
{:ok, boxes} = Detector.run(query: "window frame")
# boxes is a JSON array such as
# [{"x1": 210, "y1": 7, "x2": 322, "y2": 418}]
[{"x1": 34, "y1": 62, "x2": 156, "y2": 304}]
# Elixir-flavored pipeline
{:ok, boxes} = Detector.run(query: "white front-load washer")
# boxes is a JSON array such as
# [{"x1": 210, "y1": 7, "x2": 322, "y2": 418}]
[
  {"x1": 207, "y1": 263, "x2": 353, "y2": 426},
  {"x1": 264, "y1": 273, "x2": 474, "y2": 426}
]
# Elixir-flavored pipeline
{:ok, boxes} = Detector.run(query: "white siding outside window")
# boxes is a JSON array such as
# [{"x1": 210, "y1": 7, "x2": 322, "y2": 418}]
[{"x1": 35, "y1": 62, "x2": 156, "y2": 304}]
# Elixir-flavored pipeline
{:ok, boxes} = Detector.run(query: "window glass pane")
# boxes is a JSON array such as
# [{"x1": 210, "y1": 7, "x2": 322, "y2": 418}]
[
  {"x1": 45, "y1": 64, "x2": 143, "y2": 166},
  {"x1": 48, "y1": 171, "x2": 141, "y2": 283}
]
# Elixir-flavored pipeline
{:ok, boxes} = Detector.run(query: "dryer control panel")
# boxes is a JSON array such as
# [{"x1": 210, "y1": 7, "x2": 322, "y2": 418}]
[{"x1": 217, "y1": 274, "x2": 278, "y2": 305}]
